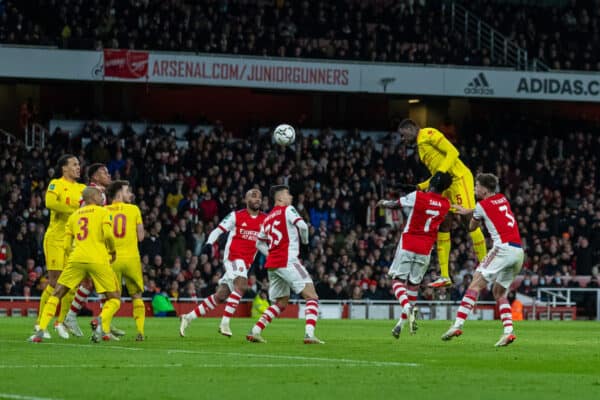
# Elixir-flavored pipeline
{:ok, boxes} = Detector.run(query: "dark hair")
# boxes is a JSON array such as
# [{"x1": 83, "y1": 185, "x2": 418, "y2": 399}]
[
  {"x1": 270, "y1": 185, "x2": 289, "y2": 200},
  {"x1": 55, "y1": 154, "x2": 76, "y2": 178},
  {"x1": 398, "y1": 118, "x2": 418, "y2": 130},
  {"x1": 87, "y1": 163, "x2": 106, "y2": 183},
  {"x1": 476, "y1": 173, "x2": 499, "y2": 192},
  {"x1": 429, "y1": 171, "x2": 453, "y2": 193},
  {"x1": 106, "y1": 180, "x2": 130, "y2": 201}
]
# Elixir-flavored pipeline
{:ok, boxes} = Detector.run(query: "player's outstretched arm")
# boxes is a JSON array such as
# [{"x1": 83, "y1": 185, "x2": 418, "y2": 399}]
[
  {"x1": 377, "y1": 199, "x2": 400, "y2": 209},
  {"x1": 452, "y1": 204, "x2": 474, "y2": 215}
]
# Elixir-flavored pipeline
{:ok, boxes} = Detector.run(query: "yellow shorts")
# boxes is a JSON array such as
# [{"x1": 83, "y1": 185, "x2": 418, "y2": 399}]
[
  {"x1": 43, "y1": 236, "x2": 66, "y2": 271},
  {"x1": 111, "y1": 257, "x2": 144, "y2": 295},
  {"x1": 442, "y1": 170, "x2": 476, "y2": 211},
  {"x1": 58, "y1": 261, "x2": 118, "y2": 294}
]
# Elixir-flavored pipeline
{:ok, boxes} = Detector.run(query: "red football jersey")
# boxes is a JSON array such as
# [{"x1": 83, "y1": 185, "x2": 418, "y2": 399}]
[
  {"x1": 218, "y1": 209, "x2": 267, "y2": 267},
  {"x1": 258, "y1": 205, "x2": 304, "y2": 269},
  {"x1": 473, "y1": 193, "x2": 521, "y2": 247},
  {"x1": 399, "y1": 191, "x2": 451, "y2": 255}
]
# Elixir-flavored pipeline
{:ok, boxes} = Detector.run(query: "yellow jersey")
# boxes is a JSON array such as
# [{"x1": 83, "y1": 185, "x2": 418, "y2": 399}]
[
  {"x1": 65, "y1": 205, "x2": 115, "y2": 264},
  {"x1": 416, "y1": 127, "x2": 469, "y2": 189},
  {"x1": 45, "y1": 177, "x2": 86, "y2": 246},
  {"x1": 105, "y1": 202, "x2": 143, "y2": 259}
]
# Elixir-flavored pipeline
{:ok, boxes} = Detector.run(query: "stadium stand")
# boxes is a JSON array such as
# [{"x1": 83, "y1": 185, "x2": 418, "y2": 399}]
[{"x1": 2, "y1": 0, "x2": 597, "y2": 70}]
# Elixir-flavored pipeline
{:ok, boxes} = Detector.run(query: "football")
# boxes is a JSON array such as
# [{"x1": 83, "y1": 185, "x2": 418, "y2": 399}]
[{"x1": 273, "y1": 124, "x2": 296, "y2": 146}]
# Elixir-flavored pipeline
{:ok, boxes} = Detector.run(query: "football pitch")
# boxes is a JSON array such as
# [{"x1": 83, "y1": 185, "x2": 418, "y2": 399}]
[{"x1": 0, "y1": 318, "x2": 599, "y2": 400}]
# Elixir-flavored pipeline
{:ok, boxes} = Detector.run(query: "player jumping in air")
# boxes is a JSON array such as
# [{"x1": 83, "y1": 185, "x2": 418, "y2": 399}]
[
  {"x1": 441, "y1": 173, "x2": 523, "y2": 347},
  {"x1": 378, "y1": 171, "x2": 452, "y2": 339},
  {"x1": 398, "y1": 119, "x2": 488, "y2": 288}
]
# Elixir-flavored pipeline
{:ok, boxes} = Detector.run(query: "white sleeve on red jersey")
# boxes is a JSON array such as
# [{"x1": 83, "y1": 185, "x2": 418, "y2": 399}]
[
  {"x1": 286, "y1": 206, "x2": 309, "y2": 244},
  {"x1": 256, "y1": 225, "x2": 269, "y2": 256},
  {"x1": 218, "y1": 212, "x2": 236, "y2": 232},
  {"x1": 398, "y1": 191, "x2": 417, "y2": 208},
  {"x1": 206, "y1": 212, "x2": 235, "y2": 244},
  {"x1": 473, "y1": 203, "x2": 484, "y2": 221}
]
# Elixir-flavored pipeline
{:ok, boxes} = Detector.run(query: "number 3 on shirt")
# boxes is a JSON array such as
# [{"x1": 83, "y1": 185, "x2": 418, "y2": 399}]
[
  {"x1": 498, "y1": 205, "x2": 515, "y2": 227},
  {"x1": 113, "y1": 214, "x2": 127, "y2": 238},
  {"x1": 77, "y1": 217, "x2": 89, "y2": 240}
]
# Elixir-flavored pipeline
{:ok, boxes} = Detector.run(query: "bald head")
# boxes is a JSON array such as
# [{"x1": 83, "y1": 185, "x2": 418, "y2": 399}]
[
  {"x1": 82, "y1": 186, "x2": 103, "y2": 206},
  {"x1": 245, "y1": 188, "x2": 262, "y2": 212}
]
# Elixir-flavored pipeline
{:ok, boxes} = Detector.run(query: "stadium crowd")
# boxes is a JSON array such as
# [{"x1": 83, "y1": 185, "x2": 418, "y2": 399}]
[
  {"x1": 0, "y1": 115, "x2": 599, "y2": 315},
  {"x1": 0, "y1": 0, "x2": 597, "y2": 71}
]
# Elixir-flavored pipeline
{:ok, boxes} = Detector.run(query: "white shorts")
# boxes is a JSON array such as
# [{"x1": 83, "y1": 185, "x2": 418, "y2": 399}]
[
  {"x1": 218, "y1": 259, "x2": 249, "y2": 292},
  {"x1": 268, "y1": 261, "x2": 313, "y2": 301},
  {"x1": 388, "y1": 246, "x2": 431, "y2": 285},
  {"x1": 477, "y1": 244, "x2": 524, "y2": 289}
]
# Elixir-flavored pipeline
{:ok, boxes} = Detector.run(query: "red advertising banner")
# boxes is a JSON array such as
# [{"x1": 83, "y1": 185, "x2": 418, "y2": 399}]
[{"x1": 103, "y1": 49, "x2": 149, "y2": 79}]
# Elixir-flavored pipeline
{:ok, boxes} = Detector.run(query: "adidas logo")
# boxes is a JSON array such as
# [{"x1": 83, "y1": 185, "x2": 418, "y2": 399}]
[
  {"x1": 464, "y1": 72, "x2": 494, "y2": 95},
  {"x1": 241, "y1": 222, "x2": 248, "y2": 227}
]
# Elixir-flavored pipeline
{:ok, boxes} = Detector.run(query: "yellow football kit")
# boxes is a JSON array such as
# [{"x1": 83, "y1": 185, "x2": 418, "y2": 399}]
[
  {"x1": 415, "y1": 127, "x2": 487, "y2": 280},
  {"x1": 105, "y1": 202, "x2": 144, "y2": 294},
  {"x1": 58, "y1": 205, "x2": 118, "y2": 293},
  {"x1": 43, "y1": 177, "x2": 86, "y2": 271},
  {"x1": 38, "y1": 204, "x2": 121, "y2": 335}
]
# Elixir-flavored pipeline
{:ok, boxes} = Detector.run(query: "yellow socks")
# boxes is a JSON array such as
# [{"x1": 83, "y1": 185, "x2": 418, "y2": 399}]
[
  {"x1": 37, "y1": 284, "x2": 54, "y2": 325},
  {"x1": 57, "y1": 287, "x2": 77, "y2": 323},
  {"x1": 99, "y1": 298, "x2": 121, "y2": 333},
  {"x1": 39, "y1": 296, "x2": 59, "y2": 331},
  {"x1": 437, "y1": 232, "x2": 451, "y2": 279},
  {"x1": 132, "y1": 298, "x2": 146, "y2": 336},
  {"x1": 469, "y1": 228, "x2": 487, "y2": 262}
]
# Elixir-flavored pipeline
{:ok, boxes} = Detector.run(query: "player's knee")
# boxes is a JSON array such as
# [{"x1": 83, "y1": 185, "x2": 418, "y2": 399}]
[{"x1": 53, "y1": 285, "x2": 69, "y2": 298}]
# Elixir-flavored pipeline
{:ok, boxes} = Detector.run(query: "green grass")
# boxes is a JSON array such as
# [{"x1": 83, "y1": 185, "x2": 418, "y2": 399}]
[{"x1": 1, "y1": 317, "x2": 599, "y2": 400}]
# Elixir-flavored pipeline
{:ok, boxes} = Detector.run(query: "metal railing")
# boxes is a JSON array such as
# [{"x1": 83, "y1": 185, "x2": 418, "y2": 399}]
[
  {"x1": 25, "y1": 123, "x2": 47, "y2": 149},
  {"x1": 533, "y1": 288, "x2": 600, "y2": 321},
  {"x1": 450, "y1": 2, "x2": 550, "y2": 71},
  {"x1": 0, "y1": 128, "x2": 16, "y2": 145}
]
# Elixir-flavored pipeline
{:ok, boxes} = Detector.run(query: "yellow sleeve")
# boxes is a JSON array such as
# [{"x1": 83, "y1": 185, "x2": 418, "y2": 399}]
[
  {"x1": 46, "y1": 181, "x2": 77, "y2": 214},
  {"x1": 102, "y1": 212, "x2": 116, "y2": 253},
  {"x1": 435, "y1": 135, "x2": 460, "y2": 173},
  {"x1": 135, "y1": 206, "x2": 143, "y2": 225},
  {"x1": 417, "y1": 178, "x2": 431, "y2": 191}
]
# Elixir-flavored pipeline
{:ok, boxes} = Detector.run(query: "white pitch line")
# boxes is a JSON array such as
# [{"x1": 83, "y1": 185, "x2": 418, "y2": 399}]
[
  {"x1": 0, "y1": 364, "x2": 182, "y2": 369},
  {"x1": 0, "y1": 393, "x2": 62, "y2": 400},
  {"x1": 0, "y1": 363, "x2": 388, "y2": 368},
  {"x1": 0, "y1": 339, "x2": 142, "y2": 351},
  {"x1": 167, "y1": 349, "x2": 420, "y2": 367}
]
